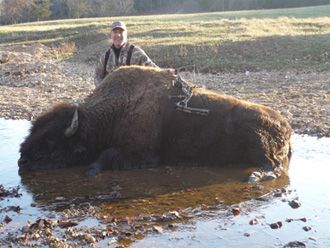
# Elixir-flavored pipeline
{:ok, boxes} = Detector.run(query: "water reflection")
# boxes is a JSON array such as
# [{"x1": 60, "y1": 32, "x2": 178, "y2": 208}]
[
  {"x1": 18, "y1": 163, "x2": 290, "y2": 215},
  {"x1": 1, "y1": 118, "x2": 330, "y2": 247}
]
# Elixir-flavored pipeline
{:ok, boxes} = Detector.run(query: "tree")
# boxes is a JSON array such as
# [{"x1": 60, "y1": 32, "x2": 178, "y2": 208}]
[
  {"x1": 50, "y1": 0, "x2": 68, "y2": 20},
  {"x1": 32, "y1": 0, "x2": 52, "y2": 21},
  {"x1": 66, "y1": 0, "x2": 87, "y2": 19},
  {"x1": 86, "y1": 0, "x2": 116, "y2": 17},
  {"x1": 1, "y1": 0, "x2": 44, "y2": 24},
  {"x1": 113, "y1": 0, "x2": 134, "y2": 15},
  {"x1": 2, "y1": 0, "x2": 330, "y2": 25},
  {"x1": 2, "y1": 0, "x2": 27, "y2": 23}
]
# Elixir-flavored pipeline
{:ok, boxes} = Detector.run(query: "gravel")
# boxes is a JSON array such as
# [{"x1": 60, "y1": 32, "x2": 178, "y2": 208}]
[{"x1": 1, "y1": 43, "x2": 329, "y2": 138}]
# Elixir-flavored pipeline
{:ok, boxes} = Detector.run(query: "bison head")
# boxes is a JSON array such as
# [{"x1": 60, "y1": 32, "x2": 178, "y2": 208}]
[{"x1": 18, "y1": 104, "x2": 87, "y2": 171}]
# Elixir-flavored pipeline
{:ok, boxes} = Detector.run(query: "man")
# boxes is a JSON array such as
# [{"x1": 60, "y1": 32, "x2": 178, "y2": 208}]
[{"x1": 94, "y1": 21, "x2": 175, "y2": 86}]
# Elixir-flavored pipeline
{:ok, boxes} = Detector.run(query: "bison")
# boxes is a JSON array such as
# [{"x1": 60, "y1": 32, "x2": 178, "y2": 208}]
[{"x1": 18, "y1": 66, "x2": 291, "y2": 182}]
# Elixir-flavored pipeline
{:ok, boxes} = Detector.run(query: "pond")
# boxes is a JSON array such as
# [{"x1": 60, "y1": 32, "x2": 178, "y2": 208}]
[{"x1": 0, "y1": 118, "x2": 329, "y2": 247}]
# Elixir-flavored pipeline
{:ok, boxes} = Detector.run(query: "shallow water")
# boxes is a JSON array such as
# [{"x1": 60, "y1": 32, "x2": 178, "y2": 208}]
[
  {"x1": 136, "y1": 135, "x2": 330, "y2": 248},
  {"x1": 0, "y1": 118, "x2": 330, "y2": 247}
]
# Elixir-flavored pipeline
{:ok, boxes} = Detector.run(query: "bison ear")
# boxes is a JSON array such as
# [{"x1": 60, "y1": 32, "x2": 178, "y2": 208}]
[{"x1": 64, "y1": 109, "x2": 79, "y2": 137}]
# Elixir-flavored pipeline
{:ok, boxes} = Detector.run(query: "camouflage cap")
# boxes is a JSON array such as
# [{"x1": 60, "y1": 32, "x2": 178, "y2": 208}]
[{"x1": 111, "y1": 21, "x2": 127, "y2": 32}]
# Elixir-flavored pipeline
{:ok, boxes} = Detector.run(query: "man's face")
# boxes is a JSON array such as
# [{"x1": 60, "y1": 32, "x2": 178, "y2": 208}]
[{"x1": 111, "y1": 28, "x2": 127, "y2": 48}]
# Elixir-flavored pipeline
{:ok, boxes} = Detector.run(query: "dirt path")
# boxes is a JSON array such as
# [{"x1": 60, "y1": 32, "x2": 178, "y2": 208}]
[{"x1": 1, "y1": 44, "x2": 329, "y2": 137}]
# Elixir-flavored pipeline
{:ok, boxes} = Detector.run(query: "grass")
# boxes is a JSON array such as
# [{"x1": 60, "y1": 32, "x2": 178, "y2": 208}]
[{"x1": 1, "y1": 5, "x2": 330, "y2": 72}]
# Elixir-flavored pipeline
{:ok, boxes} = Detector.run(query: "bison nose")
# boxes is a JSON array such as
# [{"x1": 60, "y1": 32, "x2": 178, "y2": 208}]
[{"x1": 18, "y1": 157, "x2": 28, "y2": 168}]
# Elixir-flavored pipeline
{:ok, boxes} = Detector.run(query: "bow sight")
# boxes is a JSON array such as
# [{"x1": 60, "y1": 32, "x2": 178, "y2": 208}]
[{"x1": 170, "y1": 65, "x2": 210, "y2": 116}]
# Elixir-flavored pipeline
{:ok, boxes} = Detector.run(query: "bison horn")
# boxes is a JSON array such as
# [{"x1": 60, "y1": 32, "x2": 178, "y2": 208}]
[{"x1": 64, "y1": 109, "x2": 79, "y2": 137}]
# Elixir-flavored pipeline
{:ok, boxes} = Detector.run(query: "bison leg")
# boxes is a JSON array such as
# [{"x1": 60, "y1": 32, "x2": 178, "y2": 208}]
[
  {"x1": 247, "y1": 151, "x2": 288, "y2": 183},
  {"x1": 248, "y1": 161, "x2": 281, "y2": 183},
  {"x1": 247, "y1": 140, "x2": 291, "y2": 182},
  {"x1": 245, "y1": 145, "x2": 279, "y2": 183},
  {"x1": 85, "y1": 147, "x2": 160, "y2": 176},
  {"x1": 85, "y1": 148, "x2": 120, "y2": 176}
]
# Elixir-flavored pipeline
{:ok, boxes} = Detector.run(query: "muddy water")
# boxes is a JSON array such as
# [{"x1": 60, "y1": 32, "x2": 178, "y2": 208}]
[{"x1": 1, "y1": 118, "x2": 330, "y2": 247}]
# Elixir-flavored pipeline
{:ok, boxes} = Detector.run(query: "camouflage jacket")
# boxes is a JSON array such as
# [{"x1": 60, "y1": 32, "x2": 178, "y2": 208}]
[{"x1": 94, "y1": 42, "x2": 159, "y2": 86}]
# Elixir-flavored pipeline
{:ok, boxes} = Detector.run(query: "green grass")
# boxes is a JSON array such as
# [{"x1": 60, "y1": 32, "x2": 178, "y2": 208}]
[{"x1": 1, "y1": 5, "x2": 330, "y2": 72}]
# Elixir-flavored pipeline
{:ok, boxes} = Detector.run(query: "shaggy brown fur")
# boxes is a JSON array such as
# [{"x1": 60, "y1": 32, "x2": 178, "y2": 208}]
[{"x1": 18, "y1": 66, "x2": 291, "y2": 181}]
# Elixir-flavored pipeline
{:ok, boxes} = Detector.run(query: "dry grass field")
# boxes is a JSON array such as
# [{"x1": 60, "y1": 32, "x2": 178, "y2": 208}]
[{"x1": 1, "y1": 5, "x2": 330, "y2": 72}]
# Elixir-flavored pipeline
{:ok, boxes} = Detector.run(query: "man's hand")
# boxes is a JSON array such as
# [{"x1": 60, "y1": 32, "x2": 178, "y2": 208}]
[{"x1": 164, "y1": 68, "x2": 176, "y2": 75}]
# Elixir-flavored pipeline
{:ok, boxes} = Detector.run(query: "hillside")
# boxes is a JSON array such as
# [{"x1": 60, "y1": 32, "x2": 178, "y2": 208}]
[{"x1": 1, "y1": 5, "x2": 330, "y2": 72}]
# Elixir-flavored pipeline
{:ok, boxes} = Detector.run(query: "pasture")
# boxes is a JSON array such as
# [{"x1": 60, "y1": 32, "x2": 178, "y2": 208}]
[{"x1": 1, "y1": 5, "x2": 330, "y2": 72}]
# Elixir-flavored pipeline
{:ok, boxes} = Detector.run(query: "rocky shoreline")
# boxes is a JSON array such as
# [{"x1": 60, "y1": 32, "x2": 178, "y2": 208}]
[
  {"x1": 1, "y1": 182, "x2": 305, "y2": 248},
  {"x1": 1, "y1": 43, "x2": 330, "y2": 137}
]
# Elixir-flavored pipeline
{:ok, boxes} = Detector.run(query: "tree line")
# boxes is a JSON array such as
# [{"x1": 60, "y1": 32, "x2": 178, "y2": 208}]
[{"x1": 1, "y1": 0, "x2": 330, "y2": 25}]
